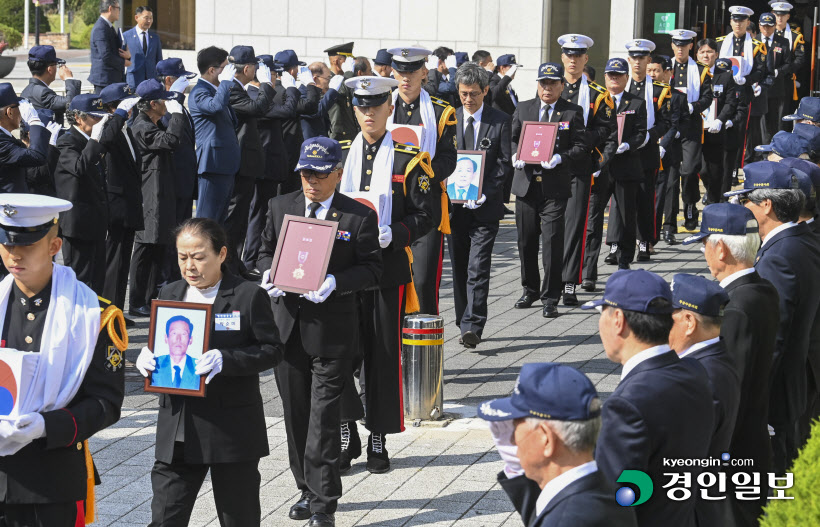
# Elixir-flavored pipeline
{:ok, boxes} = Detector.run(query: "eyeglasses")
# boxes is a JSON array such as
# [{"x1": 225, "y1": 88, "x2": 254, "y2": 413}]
[
  {"x1": 300, "y1": 170, "x2": 332, "y2": 180},
  {"x1": 738, "y1": 196, "x2": 752, "y2": 205}
]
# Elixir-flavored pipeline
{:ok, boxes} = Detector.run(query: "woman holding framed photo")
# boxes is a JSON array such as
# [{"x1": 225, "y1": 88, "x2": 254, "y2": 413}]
[{"x1": 134, "y1": 217, "x2": 283, "y2": 526}]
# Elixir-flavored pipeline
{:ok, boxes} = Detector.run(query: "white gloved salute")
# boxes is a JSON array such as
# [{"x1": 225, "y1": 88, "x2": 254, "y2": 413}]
[
  {"x1": 46, "y1": 121, "x2": 61, "y2": 146},
  {"x1": 511, "y1": 153, "x2": 526, "y2": 170},
  {"x1": 169, "y1": 76, "x2": 191, "y2": 94},
  {"x1": 257, "y1": 62, "x2": 272, "y2": 84},
  {"x1": 90, "y1": 114, "x2": 111, "y2": 141},
  {"x1": 378, "y1": 225, "x2": 392, "y2": 248},
  {"x1": 194, "y1": 350, "x2": 223, "y2": 384},
  {"x1": 136, "y1": 346, "x2": 156, "y2": 377},
  {"x1": 298, "y1": 66, "x2": 314, "y2": 87},
  {"x1": 616, "y1": 142, "x2": 630, "y2": 154},
  {"x1": 465, "y1": 194, "x2": 487, "y2": 210},
  {"x1": 302, "y1": 275, "x2": 336, "y2": 304},
  {"x1": 280, "y1": 71, "x2": 297, "y2": 89},
  {"x1": 165, "y1": 100, "x2": 183, "y2": 114},
  {"x1": 18, "y1": 101, "x2": 41, "y2": 126},
  {"x1": 504, "y1": 65, "x2": 518, "y2": 78},
  {"x1": 260, "y1": 269, "x2": 285, "y2": 298},
  {"x1": 218, "y1": 63, "x2": 237, "y2": 83},
  {"x1": 489, "y1": 421, "x2": 525, "y2": 478},
  {"x1": 541, "y1": 154, "x2": 562, "y2": 170},
  {"x1": 117, "y1": 96, "x2": 140, "y2": 114},
  {"x1": 444, "y1": 55, "x2": 457, "y2": 70},
  {"x1": 329, "y1": 74, "x2": 344, "y2": 92},
  {"x1": 342, "y1": 56, "x2": 355, "y2": 73}
]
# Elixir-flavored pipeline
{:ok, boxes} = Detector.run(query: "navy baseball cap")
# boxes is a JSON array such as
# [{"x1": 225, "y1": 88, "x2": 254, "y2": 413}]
[
  {"x1": 0, "y1": 194, "x2": 72, "y2": 246},
  {"x1": 581, "y1": 269, "x2": 673, "y2": 313},
  {"x1": 783, "y1": 97, "x2": 820, "y2": 123},
  {"x1": 275, "y1": 50, "x2": 306, "y2": 69},
  {"x1": 682, "y1": 203, "x2": 758, "y2": 244},
  {"x1": 760, "y1": 12, "x2": 776, "y2": 25},
  {"x1": 68, "y1": 93, "x2": 107, "y2": 117},
  {"x1": 295, "y1": 136, "x2": 342, "y2": 173},
  {"x1": 477, "y1": 363, "x2": 600, "y2": 422},
  {"x1": 605, "y1": 58, "x2": 629, "y2": 75},
  {"x1": 725, "y1": 160, "x2": 801, "y2": 196},
  {"x1": 229, "y1": 45, "x2": 257, "y2": 65},
  {"x1": 715, "y1": 58, "x2": 733, "y2": 71},
  {"x1": 671, "y1": 274, "x2": 730, "y2": 317},
  {"x1": 0, "y1": 83, "x2": 23, "y2": 108},
  {"x1": 793, "y1": 123, "x2": 820, "y2": 156},
  {"x1": 496, "y1": 54, "x2": 521, "y2": 67},
  {"x1": 136, "y1": 79, "x2": 175, "y2": 102},
  {"x1": 537, "y1": 62, "x2": 564, "y2": 81},
  {"x1": 755, "y1": 130, "x2": 809, "y2": 158},
  {"x1": 156, "y1": 58, "x2": 196, "y2": 79},
  {"x1": 374, "y1": 49, "x2": 393, "y2": 66},
  {"x1": 780, "y1": 157, "x2": 820, "y2": 196},
  {"x1": 99, "y1": 82, "x2": 135, "y2": 105},
  {"x1": 256, "y1": 55, "x2": 284, "y2": 73},
  {"x1": 28, "y1": 45, "x2": 65, "y2": 65},
  {"x1": 791, "y1": 167, "x2": 815, "y2": 203},
  {"x1": 455, "y1": 52, "x2": 469, "y2": 67}
]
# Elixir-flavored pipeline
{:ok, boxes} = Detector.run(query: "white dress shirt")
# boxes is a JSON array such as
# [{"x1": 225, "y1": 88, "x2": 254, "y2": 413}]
[
  {"x1": 462, "y1": 104, "x2": 483, "y2": 149},
  {"x1": 136, "y1": 27, "x2": 149, "y2": 51},
  {"x1": 760, "y1": 222, "x2": 796, "y2": 248},
  {"x1": 184, "y1": 280, "x2": 222, "y2": 305},
  {"x1": 199, "y1": 77, "x2": 220, "y2": 92},
  {"x1": 719, "y1": 267, "x2": 756, "y2": 289},
  {"x1": 0, "y1": 126, "x2": 12, "y2": 138},
  {"x1": 304, "y1": 193, "x2": 334, "y2": 220},
  {"x1": 99, "y1": 15, "x2": 114, "y2": 28},
  {"x1": 678, "y1": 336, "x2": 722, "y2": 358},
  {"x1": 621, "y1": 344, "x2": 672, "y2": 380},
  {"x1": 539, "y1": 101, "x2": 554, "y2": 122},
  {"x1": 73, "y1": 125, "x2": 91, "y2": 141},
  {"x1": 534, "y1": 461, "x2": 599, "y2": 517}
]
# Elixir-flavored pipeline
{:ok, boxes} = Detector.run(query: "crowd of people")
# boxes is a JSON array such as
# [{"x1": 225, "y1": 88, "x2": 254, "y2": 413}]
[{"x1": 0, "y1": 0, "x2": 817, "y2": 525}]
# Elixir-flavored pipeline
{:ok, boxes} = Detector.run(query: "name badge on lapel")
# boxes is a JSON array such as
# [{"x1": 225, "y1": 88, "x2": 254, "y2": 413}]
[
  {"x1": 558, "y1": 121, "x2": 570, "y2": 130},
  {"x1": 714, "y1": 85, "x2": 724, "y2": 94},
  {"x1": 621, "y1": 110, "x2": 636, "y2": 115},
  {"x1": 215, "y1": 311, "x2": 241, "y2": 331},
  {"x1": 336, "y1": 230, "x2": 351, "y2": 241}
]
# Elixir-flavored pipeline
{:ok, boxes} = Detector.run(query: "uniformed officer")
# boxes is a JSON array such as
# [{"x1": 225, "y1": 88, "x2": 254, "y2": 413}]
[
  {"x1": 20, "y1": 45, "x2": 82, "y2": 126},
  {"x1": 664, "y1": 29, "x2": 713, "y2": 238},
  {"x1": 556, "y1": 34, "x2": 615, "y2": 303},
  {"x1": 759, "y1": 12, "x2": 794, "y2": 139},
  {"x1": 386, "y1": 46, "x2": 457, "y2": 316},
  {"x1": 326, "y1": 42, "x2": 359, "y2": 142},
  {"x1": 0, "y1": 193, "x2": 127, "y2": 527},
  {"x1": 337, "y1": 76, "x2": 435, "y2": 473},
  {"x1": 716, "y1": 7, "x2": 767, "y2": 87},
  {"x1": 771, "y1": 2, "x2": 806, "y2": 121}
]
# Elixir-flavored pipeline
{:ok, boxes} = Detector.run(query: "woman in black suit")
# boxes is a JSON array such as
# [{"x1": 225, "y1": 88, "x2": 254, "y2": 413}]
[{"x1": 135, "y1": 217, "x2": 283, "y2": 527}]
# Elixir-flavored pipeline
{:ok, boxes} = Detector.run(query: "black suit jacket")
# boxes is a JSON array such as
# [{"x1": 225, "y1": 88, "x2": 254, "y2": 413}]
[
  {"x1": 21, "y1": 77, "x2": 82, "y2": 125},
  {"x1": 671, "y1": 60, "x2": 713, "y2": 139},
  {"x1": 705, "y1": 71, "x2": 746, "y2": 149},
  {"x1": 277, "y1": 80, "x2": 320, "y2": 174},
  {"x1": 154, "y1": 273, "x2": 283, "y2": 465},
  {"x1": 489, "y1": 73, "x2": 517, "y2": 116},
  {"x1": 596, "y1": 350, "x2": 714, "y2": 527},
  {"x1": 104, "y1": 112, "x2": 144, "y2": 231},
  {"x1": 230, "y1": 80, "x2": 275, "y2": 179},
  {"x1": 598, "y1": 91, "x2": 647, "y2": 181},
  {"x1": 453, "y1": 105, "x2": 512, "y2": 222},
  {"x1": 510, "y1": 97, "x2": 587, "y2": 199},
  {"x1": 0, "y1": 124, "x2": 50, "y2": 193},
  {"x1": 161, "y1": 93, "x2": 198, "y2": 201},
  {"x1": 257, "y1": 191, "x2": 382, "y2": 357},
  {"x1": 762, "y1": 34, "x2": 793, "y2": 99},
  {"x1": 250, "y1": 83, "x2": 300, "y2": 181},
  {"x1": 498, "y1": 470, "x2": 637, "y2": 527}
]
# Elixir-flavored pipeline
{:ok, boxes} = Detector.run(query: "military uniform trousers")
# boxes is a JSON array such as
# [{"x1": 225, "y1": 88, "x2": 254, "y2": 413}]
[
  {"x1": 274, "y1": 328, "x2": 350, "y2": 515},
  {"x1": 447, "y1": 209, "x2": 499, "y2": 338},
  {"x1": 515, "y1": 184, "x2": 567, "y2": 303},
  {"x1": 410, "y1": 229, "x2": 444, "y2": 315},
  {"x1": 149, "y1": 441, "x2": 261, "y2": 527},
  {"x1": 103, "y1": 218, "x2": 136, "y2": 310},
  {"x1": 701, "y1": 138, "x2": 726, "y2": 205},
  {"x1": 0, "y1": 503, "x2": 79, "y2": 527},
  {"x1": 583, "y1": 172, "x2": 638, "y2": 279},
  {"x1": 243, "y1": 179, "x2": 279, "y2": 272},
  {"x1": 562, "y1": 174, "x2": 593, "y2": 285},
  {"x1": 743, "y1": 115, "x2": 768, "y2": 166},
  {"x1": 665, "y1": 137, "x2": 702, "y2": 231},
  {"x1": 61, "y1": 237, "x2": 106, "y2": 295},
  {"x1": 607, "y1": 167, "x2": 658, "y2": 247}
]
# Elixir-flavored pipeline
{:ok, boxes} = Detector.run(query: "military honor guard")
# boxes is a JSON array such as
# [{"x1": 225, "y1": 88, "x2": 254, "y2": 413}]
[
  {"x1": 0, "y1": 85, "x2": 51, "y2": 195},
  {"x1": 337, "y1": 76, "x2": 435, "y2": 472},
  {"x1": 771, "y1": 2, "x2": 806, "y2": 120},
  {"x1": 556, "y1": 34, "x2": 615, "y2": 303},
  {"x1": 759, "y1": 12, "x2": 794, "y2": 139},
  {"x1": 511, "y1": 62, "x2": 587, "y2": 318},
  {"x1": 21, "y1": 45, "x2": 82, "y2": 126},
  {"x1": 717, "y1": 7, "x2": 767, "y2": 87},
  {"x1": 0, "y1": 194, "x2": 127, "y2": 527},
  {"x1": 386, "y1": 46, "x2": 457, "y2": 316}
]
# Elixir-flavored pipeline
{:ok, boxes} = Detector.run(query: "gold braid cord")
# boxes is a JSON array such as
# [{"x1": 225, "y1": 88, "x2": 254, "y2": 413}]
[
  {"x1": 438, "y1": 106, "x2": 457, "y2": 139},
  {"x1": 100, "y1": 304, "x2": 128, "y2": 351}
]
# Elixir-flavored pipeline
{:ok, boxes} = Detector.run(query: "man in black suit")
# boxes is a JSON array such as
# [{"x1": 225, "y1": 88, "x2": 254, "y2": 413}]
[
  {"x1": 21, "y1": 45, "x2": 82, "y2": 125},
  {"x1": 87, "y1": 0, "x2": 129, "y2": 93},
  {"x1": 510, "y1": 62, "x2": 587, "y2": 318},
  {"x1": 583, "y1": 269, "x2": 714, "y2": 527},
  {"x1": 726, "y1": 161, "x2": 820, "y2": 474},
  {"x1": 582, "y1": 58, "x2": 647, "y2": 278},
  {"x1": 258, "y1": 137, "x2": 382, "y2": 527},
  {"x1": 683, "y1": 202, "x2": 778, "y2": 525},
  {"x1": 478, "y1": 363, "x2": 637, "y2": 527},
  {"x1": 760, "y1": 12, "x2": 793, "y2": 139},
  {"x1": 0, "y1": 85, "x2": 50, "y2": 194},
  {"x1": 447, "y1": 62, "x2": 511, "y2": 348},
  {"x1": 489, "y1": 54, "x2": 520, "y2": 116}
]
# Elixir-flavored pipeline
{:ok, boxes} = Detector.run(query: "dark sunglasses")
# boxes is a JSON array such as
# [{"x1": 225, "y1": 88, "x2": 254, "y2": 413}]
[{"x1": 300, "y1": 170, "x2": 332, "y2": 180}]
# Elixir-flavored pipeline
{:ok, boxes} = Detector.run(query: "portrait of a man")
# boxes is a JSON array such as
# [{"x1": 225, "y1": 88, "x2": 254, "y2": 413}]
[
  {"x1": 447, "y1": 155, "x2": 482, "y2": 202},
  {"x1": 151, "y1": 315, "x2": 201, "y2": 390}
]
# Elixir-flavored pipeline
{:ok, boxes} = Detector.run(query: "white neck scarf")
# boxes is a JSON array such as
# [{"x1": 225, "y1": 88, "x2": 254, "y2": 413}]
[
  {"x1": 627, "y1": 76, "x2": 654, "y2": 130},
  {"x1": 577, "y1": 75, "x2": 590, "y2": 125},
  {"x1": 781, "y1": 28, "x2": 794, "y2": 49},
  {"x1": 341, "y1": 131, "x2": 394, "y2": 228},
  {"x1": 719, "y1": 32, "x2": 754, "y2": 77},
  {"x1": 0, "y1": 264, "x2": 100, "y2": 456},
  {"x1": 685, "y1": 57, "x2": 702, "y2": 104},
  {"x1": 389, "y1": 89, "x2": 437, "y2": 159}
]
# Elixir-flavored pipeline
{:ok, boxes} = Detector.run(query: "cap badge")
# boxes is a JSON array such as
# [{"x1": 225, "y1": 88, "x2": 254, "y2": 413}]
[
  {"x1": 3, "y1": 205, "x2": 17, "y2": 217},
  {"x1": 634, "y1": 40, "x2": 641, "y2": 47},
  {"x1": 361, "y1": 80, "x2": 371, "y2": 88},
  {"x1": 401, "y1": 49, "x2": 410, "y2": 57},
  {"x1": 571, "y1": 36, "x2": 578, "y2": 43},
  {"x1": 312, "y1": 150, "x2": 318, "y2": 155}
]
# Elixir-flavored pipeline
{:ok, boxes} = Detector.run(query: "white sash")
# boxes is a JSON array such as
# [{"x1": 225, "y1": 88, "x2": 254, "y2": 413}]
[
  {"x1": 388, "y1": 89, "x2": 438, "y2": 159},
  {"x1": 340, "y1": 131, "x2": 394, "y2": 228},
  {"x1": 719, "y1": 32, "x2": 754, "y2": 78},
  {"x1": 578, "y1": 75, "x2": 590, "y2": 125},
  {"x1": 685, "y1": 57, "x2": 702, "y2": 104},
  {"x1": 627, "y1": 76, "x2": 655, "y2": 130}
]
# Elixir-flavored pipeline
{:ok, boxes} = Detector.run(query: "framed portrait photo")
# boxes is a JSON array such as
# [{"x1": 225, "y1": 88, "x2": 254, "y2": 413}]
[
  {"x1": 270, "y1": 215, "x2": 338, "y2": 295},
  {"x1": 447, "y1": 150, "x2": 486, "y2": 204},
  {"x1": 144, "y1": 300, "x2": 212, "y2": 397},
  {"x1": 516, "y1": 121, "x2": 558, "y2": 163}
]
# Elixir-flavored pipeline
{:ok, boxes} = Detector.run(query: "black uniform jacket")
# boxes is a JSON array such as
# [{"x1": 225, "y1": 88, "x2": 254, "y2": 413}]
[
  {"x1": 21, "y1": 77, "x2": 83, "y2": 124},
  {"x1": 229, "y1": 79, "x2": 275, "y2": 180},
  {"x1": 104, "y1": 112, "x2": 144, "y2": 231},
  {"x1": 597, "y1": 91, "x2": 647, "y2": 182}
]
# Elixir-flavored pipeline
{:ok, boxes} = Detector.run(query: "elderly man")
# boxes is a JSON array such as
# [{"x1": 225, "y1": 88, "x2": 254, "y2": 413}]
[
  {"x1": 21, "y1": 45, "x2": 82, "y2": 125},
  {"x1": 0, "y1": 85, "x2": 51, "y2": 194},
  {"x1": 478, "y1": 363, "x2": 637, "y2": 527},
  {"x1": 725, "y1": 160, "x2": 820, "y2": 474},
  {"x1": 582, "y1": 269, "x2": 714, "y2": 527}
]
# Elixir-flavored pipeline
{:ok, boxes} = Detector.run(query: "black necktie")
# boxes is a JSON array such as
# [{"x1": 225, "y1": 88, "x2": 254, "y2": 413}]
[
  {"x1": 308, "y1": 202, "x2": 321, "y2": 218},
  {"x1": 465, "y1": 116, "x2": 475, "y2": 149},
  {"x1": 541, "y1": 104, "x2": 550, "y2": 122},
  {"x1": 142, "y1": 31, "x2": 148, "y2": 53}
]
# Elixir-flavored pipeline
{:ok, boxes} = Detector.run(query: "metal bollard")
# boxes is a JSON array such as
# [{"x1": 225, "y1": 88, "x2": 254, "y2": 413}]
[{"x1": 401, "y1": 314, "x2": 444, "y2": 421}]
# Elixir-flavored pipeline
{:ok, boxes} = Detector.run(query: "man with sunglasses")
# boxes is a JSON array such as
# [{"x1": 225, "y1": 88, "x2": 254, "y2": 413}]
[{"x1": 0, "y1": 84, "x2": 51, "y2": 194}]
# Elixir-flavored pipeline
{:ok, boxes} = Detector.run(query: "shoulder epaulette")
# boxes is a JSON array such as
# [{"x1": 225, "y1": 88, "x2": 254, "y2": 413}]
[
  {"x1": 752, "y1": 39, "x2": 762, "y2": 46},
  {"x1": 652, "y1": 81, "x2": 669, "y2": 88},
  {"x1": 792, "y1": 25, "x2": 802, "y2": 35},
  {"x1": 394, "y1": 142, "x2": 420, "y2": 155},
  {"x1": 430, "y1": 96, "x2": 450, "y2": 108},
  {"x1": 716, "y1": 36, "x2": 727, "y2": 42},
  {"x1": 589, "y1": 81, "x2": 606, "y2": 94},
  {"x1": 339, "y1": 139, "x2": 352, "y2": 151},
  {"x1": 696, "y1": 61, "x2": 709, "y2": 68}
]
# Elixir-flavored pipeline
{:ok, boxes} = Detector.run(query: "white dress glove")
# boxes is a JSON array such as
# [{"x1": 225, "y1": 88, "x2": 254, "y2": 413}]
[
  {"x1": 675, "y1": 131, "x2": 681, "y2": 139},
  {"x1": 511, "y1": 153, "x2": 526, "y2": 170},
  {"x1": 504, "y1": 65, "x2": 518, "y2": 78},
  {"x1": 725, "y1": 120, "x2": 733, "y2": 129},
  {"x1": 260, "y1": 269, "x2": 286, "y2": 298},
  {"x1": 465, "y1": 194, "x2": 487, "y2": 210},
  {"x1": 117, "y1": 96, "x2": 140, "y2": 114},
  {"x1": 753, "y1": 84, "x2": 762, "y2": 97},
  {"x1": 90, "y1": 114, "x2": 111, "y2": 141},
  {"x1": 707, "y1": 120, "x2": 723, "y2": 133},
  {"x1": 342, "y1": 56, "x2": 355, "y2": 73},
  {"x1": 165, "y1": 100, "x2": 183, "y2": 115},
  {"x1": 136, "y1": 346, "x2": 156, "y2": 377},
  {"x1": 302, "y1": 274, "x2": 337, "y2": 303},
  {"x1": 169, "y1": 76, "x2": 191, "y2": 94},
  {"x1": 687, "y1": 103, "x2": 694, "y2": 114},
  {"x1": 329, "y1": 74, "x2": 344, "y2": 91},
  {"x1": 488, "y1": 421, "x2": 525, "y2": 478},
  {"x1": 541, "y1": 154, "x2": 562, "y2": 170},
  {"x1": 3, "y1": 413, "x2": 45, "y2": 444},
  {"x1": 659, "y1": 146, "x2": 666, "y2": 159},
  {"x1": 592, "y1": 170, "x2": 601, "y2": 178},
  {"x1": 616, "y1": 143, "x2": 630, "y2": 154},
  {"x1": 773, "y1": 69, "x2": 779, "y2": 79},
  {"x1": 444, "y1": 55, "x2": 457, "y2": 70},
  {"x1": 298, "y1": 66, "x2": 314, "y2": 87},
  {"x1": 218, "y1": 63, "x2": 237, "y2": 83},
  {"x1": 733, "y1": 74, "x2": 746, "y2": 86},
  {"x1": 280, "y1": 71, "x2": 298, "y2": 89},
  {"x1": 257, "y1": 62, "x2": 273, "y2": 84},
  {"x1": 46, "y1": 121, "x2": 61, "y2": 146},
  {"x1": 194, "y1": 350, "x2": 223, "y2": 384},
  {"x1": 19, "y1": 101, "x2": 41, "y2": 126},
  {"x1": 425, "y1": 56, "x2": 439, "y2": 71},
  {"x1": 378, "y1": 225, "x2": 392, "y2": 248}
]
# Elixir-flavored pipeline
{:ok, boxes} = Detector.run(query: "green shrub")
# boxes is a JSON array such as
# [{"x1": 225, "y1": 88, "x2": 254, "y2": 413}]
[
  {"x1": 0, "y1": 23, "x2": 23, "y2": 50},
  {"x1": 74, "y1": 23, "x2": 93, "y2": 49},
  {"x1": 0, "y1": 0, "x2": 51, "y2": 33},
  {"x1": 80, "y1": 0, "x2": 100, "y2": 26},
  {"x1": 760, "y1": 419, "x2": 820, "y2": 525}
]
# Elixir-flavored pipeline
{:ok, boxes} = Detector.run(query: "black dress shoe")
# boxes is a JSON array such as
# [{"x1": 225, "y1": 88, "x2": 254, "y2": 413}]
[
  {"x1": 618, "y1": 263, "x2": 631, "y2": 270},
  {"x1": 542, "y1": 303, "x2": 558, "y2": 318},
  {"x1": 339, "y1": 421, "x2": 361, "y2": 474},
  {"x1": 514, "y1": 294, "x2": 539, "y2": 309},
  {"x1": 581, "y1": 279, "x2": 596, "y2": 292},
  {"x1": 562, "y1": 283, "x2": 578, "y2": 306},
  {"x1": 289, "y1": 491, "x2": 313, "y2": 520},
  {"x1": 663, "y1": 231, "x2": 677, "y2": 245},
  {"x1": 246, "y1": 268, "x2": 262, "y2": 280},
  {"x1": 366, "y1": 433, "x2": 390, "y2": 474},
  {"x1": 604, "y1": 244, "x2": 618, "y2": 265},
  {"x1": 308, "y1": 513, "x2": 335, "y2": 527},
  {"x1": 462, "y1": 331, "x2": 480, "y2": 348},
  {"x1": 128, "y1": 305, "x2": 151, "y2": 317}
]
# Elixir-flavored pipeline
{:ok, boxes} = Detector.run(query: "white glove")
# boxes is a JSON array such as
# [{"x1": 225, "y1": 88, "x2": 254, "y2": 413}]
[
  {"x1": 18, "y1": 101, "x2": 41, "y2": 126},
  {"x1": 302, "y1": 274, "x2": 336, "y2": 303},
  {"x1": 298, "y1": 66, "x2": 314, "y2": 87},
  {"x1": 218, "y1": 63, "x2": 237, "y2": 83},
  {"x1": 90, "y1": 114, "x2": 111, "y2": 141},
  {"x1": 329, "y1": 74, "x2": 344, "y2": 91},
  {"x1": 280, "y1": 71, "x2": 297, "y2": 89},
  {"x1": 796, "y1": 80, "x2": 802, "y2": 89},
  {"x1": 425, "y1": 56, "x2": 439, "y2": 71},
  {"x1": 675, "y1": 131, "x2": 680, "y2": 139},
  {"x1": 488, "y1": 421, "x2": 525, "y2": 478},
  {"x1": 260, "y1": 269, "x2": 286, "y2": 298},
  {"x1": 257, "y1": 62, "x2": 272, "y2": 84},
  {"x1": 117, "y1": 96, "x2": 139, "y2": 114},
  {"x1": 504, "y1": 65, "x2": 518, "y2": 79},
  {"x1": 616, "y1": 143, "x2": 630, "y2": 154},
  {"x1": 774, "y1": 69, "x2": 779, "y2": 79},
  {"x1": 444, "y1": 55, "x2": 457, "y2": 70},
  {"x1": 734, "y1": 73, "x2": 746, "y2": 86},
  {"x1": 136, "y1": 346, "x2": 156, "y2": 377},
  {"x1": 592, "y1": 170, "x2": 601, "y2": 178},
  {"x1": 753, "y1": 84, "x2": 762, "y2": 97},
  {"x1": 541, "y1": 154, "x2": 562, "y2": 170},
  {"x1": 464, "y1": 194, "x2": 487, "y2": 210},
  {"x1": 194, "y1": 349, "x2": 223, "y2": 384},
  {"x1": 511, "y1": 153, "x2": 526, "y2": 170},
  {"x1": 378, "y1": 225, "x2": 392, "y2": 248},
  {"x1": 659, "y1": 146, "x2": 666, "y2": 159},
  {"x1": 5, "y1": 412, "x2": 45, "y2": 444},
  {"x1": 169, "y1": 76, "x2": 191, "y2": 94},
  {"x1": 342, "y1": 56, "x2": 355, "y2": 74},
  {"x1": 165, "y1": 100, "x2": 183, "y2": 115},
  {"x1": 725, "y1": 120, "x2": 733, "y2": 129},
  {"x1": 687, "y1": 103, "x2": 694, "y2": 114},
  {"x1": 46, "y1": 121, "x2": 61, "y2": 146},
  {"x1": 708, "y1": 120, "x2": 723, "y2": 133}
]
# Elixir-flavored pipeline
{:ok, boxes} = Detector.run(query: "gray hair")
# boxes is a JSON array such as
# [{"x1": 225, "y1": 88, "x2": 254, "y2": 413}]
[
  {"x1": 455, "y1": 62, "x2": 489, "y2": 90},
  {"x1": 99, "y1": 0, "x2": 119, "y2": 12},
  {"x1": 525, "y1": 398, "x2": 602, "y2": 454},
  {"x1": 749, "y1": 188, "x2": 805, "y2": 224},
  {"x1": 707, "y1": 221, "x2": 761, "y2": 266},
  {"x1": 65, "y1": 109, "x2": 90, "y2": 127}
]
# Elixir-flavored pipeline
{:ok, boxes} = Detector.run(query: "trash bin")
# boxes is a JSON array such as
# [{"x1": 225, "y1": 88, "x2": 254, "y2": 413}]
[{"x1": 402, "y1": 314, "x2": 444, "y2": 421}]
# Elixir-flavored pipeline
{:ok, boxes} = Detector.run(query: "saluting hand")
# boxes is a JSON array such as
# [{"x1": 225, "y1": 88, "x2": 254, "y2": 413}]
[{"x1": 488, "y1": 420, "x2": 525, "y2": 478}]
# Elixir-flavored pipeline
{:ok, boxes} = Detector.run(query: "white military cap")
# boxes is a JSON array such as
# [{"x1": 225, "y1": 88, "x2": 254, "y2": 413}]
[
  {"x1": 668, "y1": 29, "x2": 698, "y2": 44},
  {"x1": 344, "y1": 76, "x2": 399, "y2": 106},
  {"x1": 557, "y1": 34, "x2": 594, "y2": 55},
  {"x1": 387, "y1": 46, "x2": 433, "y2": 72},
  {"x1": 626, "y1": 39, "x2": 656, "y2": 56},
  {"x1": 0, "y1": 194, "x2": 72, "y2": 246},
  {"x1": 770, "y1": 2, "x2": 793, "y2": 13},
  {"x1": 729, "y1": 6, "x2": 754, "y2": 19}
]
